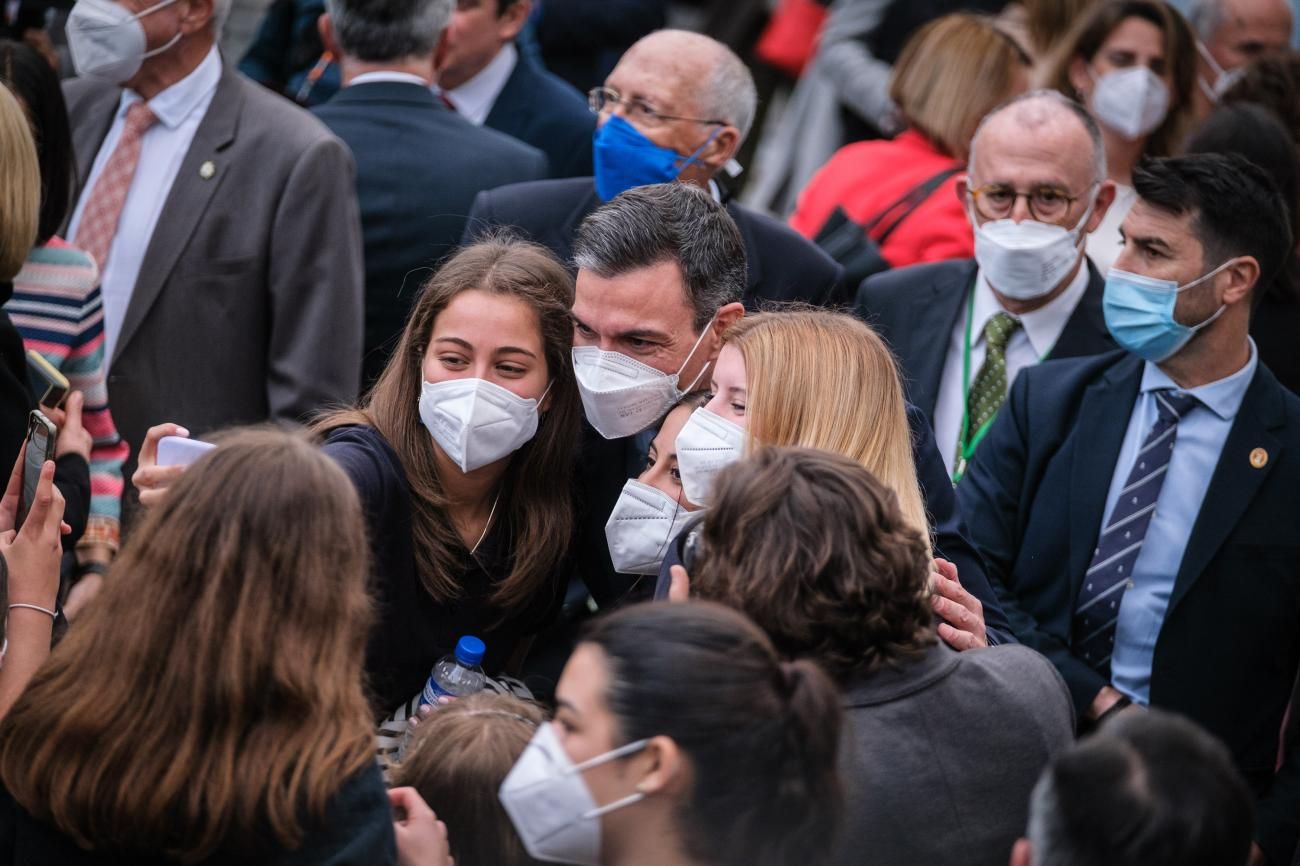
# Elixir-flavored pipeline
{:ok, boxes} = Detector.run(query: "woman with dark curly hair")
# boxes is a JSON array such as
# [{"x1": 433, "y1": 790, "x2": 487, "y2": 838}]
[{"x1": 684, "y1": 446, "x2": 1075, "y2": 866}]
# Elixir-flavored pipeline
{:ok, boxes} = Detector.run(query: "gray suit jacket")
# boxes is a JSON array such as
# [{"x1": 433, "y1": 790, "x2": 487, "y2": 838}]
[
  {"x1": 63, "y1": 63, "x2": 364, "y2": 476},
  {"x1": 835, "y1": 643, "x2": 1074, "y2": 866}
]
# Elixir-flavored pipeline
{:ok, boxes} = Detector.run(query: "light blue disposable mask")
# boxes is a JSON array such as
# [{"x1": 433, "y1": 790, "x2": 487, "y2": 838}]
[
  {"x1": 1102, "y1": 261, "x2": 1234, "y2": 362},
  {"x1": 593, "y1": 115, "x2": 720, "y2": 202}
]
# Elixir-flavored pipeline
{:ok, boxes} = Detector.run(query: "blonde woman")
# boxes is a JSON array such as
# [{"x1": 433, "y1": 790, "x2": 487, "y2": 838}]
[
  {"x1": 0, "y1": 83, "x2": 40, "y2": 457},
  {"x1": 660, "y1": 309, "x2": 1015, "y2": 647}
]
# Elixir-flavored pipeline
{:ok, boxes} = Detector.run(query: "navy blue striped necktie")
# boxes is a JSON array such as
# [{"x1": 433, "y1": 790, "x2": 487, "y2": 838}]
[{"x1": 1072, "y1": 389, "x2": 1200, "y2": 676}]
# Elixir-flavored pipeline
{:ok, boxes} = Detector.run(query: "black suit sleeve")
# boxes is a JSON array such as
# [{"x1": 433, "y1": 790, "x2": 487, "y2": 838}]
[
  {"x1": 907, "y1": 404, "x2": 1013, "y2": 643},
  {"x1": 957, "y1": 372, "x2": 1110, "y2": 714}
]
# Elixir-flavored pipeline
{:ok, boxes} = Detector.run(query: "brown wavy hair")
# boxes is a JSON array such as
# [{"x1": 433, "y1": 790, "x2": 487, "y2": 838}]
[
  {"x1": 315, "y1": 236, "x2": 580, "y2": 611},
  {"x1": 690, "y1": 446, "x2": 935, "y2": 683},
  {"x1": 0, "y1": 428, "x2": 376, "y2": 862},
  {"x1": 1043, "y1": 0, "x2": 1198, "y2": 158},
  {"x1": 394, "y1": 692, "x2": 545, "y2": 866}
]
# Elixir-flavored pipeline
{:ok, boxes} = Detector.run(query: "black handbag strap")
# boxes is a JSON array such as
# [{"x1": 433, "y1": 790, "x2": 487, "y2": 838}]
[{"x1": 859, "y1": 166, "x2": 962, "y2": 244}]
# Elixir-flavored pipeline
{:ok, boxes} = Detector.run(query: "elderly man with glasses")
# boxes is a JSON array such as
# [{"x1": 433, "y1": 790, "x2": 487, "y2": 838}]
[
  {"x1": 461, "y1": 28, "x2": 846, "y2": 309},
  {"x1": 857, "y1": 90, "x2": 1120, "y2": 483}
]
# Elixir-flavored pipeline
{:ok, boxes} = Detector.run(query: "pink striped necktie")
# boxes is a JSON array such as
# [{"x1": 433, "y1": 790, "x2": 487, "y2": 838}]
[{"x1": 74, "y1": 101, "x2": 158, "y2": 272}]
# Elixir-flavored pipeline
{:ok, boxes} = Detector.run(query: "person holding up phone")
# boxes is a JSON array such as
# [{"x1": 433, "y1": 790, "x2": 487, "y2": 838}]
[{"x1": 0, "y1": 445, "x2": 67, "y2": 721}]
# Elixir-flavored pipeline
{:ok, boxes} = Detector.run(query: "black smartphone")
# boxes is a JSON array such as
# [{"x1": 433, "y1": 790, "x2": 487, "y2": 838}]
[
  {"x1": 26, "y1": 350, "x2": 69, "y2": 409},
  {"x1": 16, "y1": 410, "x2": 57, "y2": 528}
]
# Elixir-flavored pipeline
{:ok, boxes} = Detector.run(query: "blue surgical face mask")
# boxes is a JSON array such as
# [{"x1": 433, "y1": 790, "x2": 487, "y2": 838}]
[
  {"x1": 1103, "y1": 261, "x2": 1235, "y2": 362},
  {"x1": 593, "y1": 115, "x2": 720, "y2": 202}
]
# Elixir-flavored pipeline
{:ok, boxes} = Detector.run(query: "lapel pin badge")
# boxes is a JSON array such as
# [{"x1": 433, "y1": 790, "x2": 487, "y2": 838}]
[
  {"x1": 199, "y1": 160, "x2": 216, "y2": 180},
  {"x1": 1249, "y1": 447, "x2": 1268, "y2": 469}
]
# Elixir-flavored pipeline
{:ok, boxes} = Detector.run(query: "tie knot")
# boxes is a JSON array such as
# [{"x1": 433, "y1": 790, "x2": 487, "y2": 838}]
[
  {"x1": 1154, "y1": 390, "x2": 1199, "y2": 424},
  {"x1": 983, "y1": 312, "x2": 1020, "y2": 351},
  {"x1": 125, "y1": 101, "x2": 158, "y2": 134}
]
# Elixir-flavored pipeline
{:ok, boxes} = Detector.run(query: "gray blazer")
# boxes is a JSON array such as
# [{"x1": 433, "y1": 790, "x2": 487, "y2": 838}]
[
  {"x1": 834, "y1": 642, "x2": 1074, "y2": 866},
  {"x1": 63, "y1": 64, "x2": 364, "y2": 476}
]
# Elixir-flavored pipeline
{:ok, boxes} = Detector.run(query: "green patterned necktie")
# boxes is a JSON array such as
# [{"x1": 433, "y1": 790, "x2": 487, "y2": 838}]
[{"x1": 961, "y1": 312, "x2": 1022, "y2": 460}]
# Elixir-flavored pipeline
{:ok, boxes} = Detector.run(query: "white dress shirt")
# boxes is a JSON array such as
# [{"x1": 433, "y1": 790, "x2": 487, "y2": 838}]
[
  {"x1": 67, "y1": 46, "x2": 222, "y2": 367},
  {"x1": 443, "y1": 42, "x2": 517, "y2": 125},
  {"x1": 934, "y1": 261, "x2": 1092, "y2": 474},
  {"x1": 349, "y1": 71, "x2": 431, "y2": 87}
]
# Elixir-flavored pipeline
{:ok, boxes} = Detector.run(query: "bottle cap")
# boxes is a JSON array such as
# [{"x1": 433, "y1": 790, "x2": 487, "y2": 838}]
[{"x1": 455, "y1": 635, "x2": 486, "y2": 667}]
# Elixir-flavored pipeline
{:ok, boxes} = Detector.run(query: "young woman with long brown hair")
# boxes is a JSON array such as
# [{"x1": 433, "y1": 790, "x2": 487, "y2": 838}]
[
  {"x1": 0, "y1": 429, "x2": 393, "y2": 864},
  {"x1": 314, "y1": 236, "x2": 582, "y2": 724}
]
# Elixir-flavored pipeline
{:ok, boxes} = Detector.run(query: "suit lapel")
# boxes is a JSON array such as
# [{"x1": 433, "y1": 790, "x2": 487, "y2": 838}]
[
  {"x1": 1067, "y1": 356, "x2": 1143, "y2": 584},
  {"x1": 1168, "y1": 366, "x2": 1285, "y2": 612},
  {"x1": 905, "y1": 262, "x2": 976, "y2": 417},
  {"x1": 112, "y1": 67, "x2": 243, "y2": 366},
  {"x1": 1051, "y1": 260, "x2": 1113, "y2": 359},
  {"x1": 483, "y1": 55, "x2": 526, "y2": 130}
]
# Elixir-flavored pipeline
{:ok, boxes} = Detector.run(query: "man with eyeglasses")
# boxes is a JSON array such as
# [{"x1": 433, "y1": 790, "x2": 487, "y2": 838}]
[
  {"x1": 857, "y1": 91, "x2": 1120, "y2": 483},
  {"x1": 461, "y1": 28, "x2": 845, "y2": 309}
]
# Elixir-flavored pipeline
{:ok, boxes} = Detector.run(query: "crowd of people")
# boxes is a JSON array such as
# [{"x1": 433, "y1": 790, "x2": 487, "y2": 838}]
[{"x1": 0, "y1": 0, "x2": 1297, "y2": 863}]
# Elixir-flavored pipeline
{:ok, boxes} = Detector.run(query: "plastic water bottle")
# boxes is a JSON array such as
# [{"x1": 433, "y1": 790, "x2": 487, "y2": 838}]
[{"x1": 420, "y1": 635, "x2": 487, "y2": 706}]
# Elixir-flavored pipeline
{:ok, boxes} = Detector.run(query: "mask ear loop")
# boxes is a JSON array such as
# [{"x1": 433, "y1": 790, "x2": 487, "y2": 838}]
[
  {"x1": 674, "y1": 125, "x2": 724, "y2": 176},
  {"x1": 674, "y1": 315, "x2": 718, "y2": 394}
]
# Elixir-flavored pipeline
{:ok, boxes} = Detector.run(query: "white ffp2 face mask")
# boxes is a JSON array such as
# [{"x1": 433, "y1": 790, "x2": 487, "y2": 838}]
[
  {"x1": 1091, "y1": 66, "x2": 1170, "y2": 140},
  {"x1": 604, "y1": 479, "x2": 698, "y2": 575},
  {"x1": 500, "y1": 722, "x2": 649, "y2": 865},
  {"x1": 418, "y1": 377, "x2": 548, "y2": 473},
  {"x1": 970, "y1": 196, "x2": 1095, "y2": 300},
  {"x1": 67, "y1": 0, "x2": 182, "y2": 82},
  {"x1": 674, "y1": 407, "x2": 746, "y2": 506},
  {"x1": 572, "y1": 316, "x2": 715, "y2": 440}
]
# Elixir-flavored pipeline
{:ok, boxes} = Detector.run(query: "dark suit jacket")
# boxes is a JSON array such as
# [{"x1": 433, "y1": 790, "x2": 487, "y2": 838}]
[
  {"x1": 463, "y1": 177, "x2": 847, "y2": 308},
  {"x1": 63, "y1": 65, "x2": 365, "y2": 487},
  {"x1": 857, "y1": 258, "x2": 1117, "y2": 421},
  {"x1": 314, "y1": 81, "x2": 549, "y2": 384},
  {"x1": 957, "y1": 351, "x2": 1300, "y2": 863},
  {"x1": 576, "y1": 403, "x2": 1017, "y2": 644},
  {"x1": 485, "y1": 52, "x2": 596, "y2": 179}
]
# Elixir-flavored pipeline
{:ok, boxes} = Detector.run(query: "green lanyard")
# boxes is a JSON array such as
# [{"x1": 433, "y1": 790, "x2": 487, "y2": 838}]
[{"x1": 950, "y1": 283, "x2": 1048, "y2": 485}]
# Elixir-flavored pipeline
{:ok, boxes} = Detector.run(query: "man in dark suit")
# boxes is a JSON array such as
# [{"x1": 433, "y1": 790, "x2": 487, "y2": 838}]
[
  {"x1": 314, "y1": 0, "x2": 548, "y2": 384},
  {"x1": 959, "y1": 153, "x2": 1300, "y2": 864},
  {"x1": 570, "y1": 183, "x2": 1012, "y2": 648},
  {"x1": 859, "y1": 92, "x2": 1118, "y2": 483},
  {"x1": 463, "y1": 29, "x2": 845, "y2": 308},
  {"x1": 62, "y1": 0, "x2": 363, "y2": 499},
  {"x1": 436, "y1": 0, "x2": 595, "y2": 178}
]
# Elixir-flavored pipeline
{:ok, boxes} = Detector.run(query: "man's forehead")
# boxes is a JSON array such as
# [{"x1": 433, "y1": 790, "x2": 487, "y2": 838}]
[
  {"x1": 573, "y1": 263, "x2": 694, "y2": 334},
  {"x1": 1123, "y1": 200, "x2": 1196, "y2": 244},
  {"x1": 973, "y1": 110, "x2": 1093, "y2": 187},
  {"x1": 610, "y1": 40, "x2": 708, "y2": 101}
]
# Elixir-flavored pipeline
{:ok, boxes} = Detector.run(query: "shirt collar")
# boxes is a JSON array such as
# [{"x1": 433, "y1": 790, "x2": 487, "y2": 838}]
[
  {"x1": 972, "y1": 259, "x2": 1091, "y2": 356},
  {"x1": 1140, "y1": 338, "x2": 1258, "y2": 422},
  {"x1": 444, "y1": 41, "x2": 518, "y2": 125},
  {"x1": 122, "y1": 46, "x2": 222, "y2": 130},
  {"x1": 349, "y1": 71, "x2": 431, "y2": 87}
]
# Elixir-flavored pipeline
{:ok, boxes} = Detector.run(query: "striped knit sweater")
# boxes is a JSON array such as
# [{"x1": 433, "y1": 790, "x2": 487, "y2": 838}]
[{"x1": 6, "y1": 239, "x2": 127, "y2": 550}]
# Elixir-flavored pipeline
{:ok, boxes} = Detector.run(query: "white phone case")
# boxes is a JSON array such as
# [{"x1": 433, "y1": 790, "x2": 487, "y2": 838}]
[{"x1": 156, "y1": 436, "x2": 216, "y2": 467}]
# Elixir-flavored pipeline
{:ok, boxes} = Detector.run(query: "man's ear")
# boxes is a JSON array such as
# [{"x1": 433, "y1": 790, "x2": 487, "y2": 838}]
[
  {"x1": 498, "y1": 0, "x2": 533, "y2": 41},
  {"x1": 1084, "y1": 180, "x2": 1118, "y2": 235},
  {"x1": 1220, "y1": 255, "x2": 1260, "y2": 308},
  {"x1": 317, "y1": 13, "x2": 338, "y2": 58},
  {"x1": 700, "y1": 125, "x2": 741, "y2": 170},
  {"x1": 182, "y1": 0, "x2": 216, "y2": 34},
  {"x1": 705, "y1": 302, "x2": 745, "y2": 362}
]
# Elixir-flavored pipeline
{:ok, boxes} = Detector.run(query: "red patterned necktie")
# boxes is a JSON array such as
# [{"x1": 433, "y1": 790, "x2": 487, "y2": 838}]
[{"x1": 73, "y1": 101, "x2": 158, "y2": 272}]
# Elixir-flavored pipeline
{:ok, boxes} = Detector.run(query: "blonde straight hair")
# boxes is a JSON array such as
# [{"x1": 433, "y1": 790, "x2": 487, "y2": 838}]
[
  {"x1": 0, "y1": 83, "x2": 38, "y2": 282},
  {"x1": 725, "y1": 310, "x2": 933, "y2": 557}
]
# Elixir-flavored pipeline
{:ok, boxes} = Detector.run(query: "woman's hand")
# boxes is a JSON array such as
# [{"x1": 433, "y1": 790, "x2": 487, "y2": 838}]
[
  {"x1": 389, "y1": 787, "x2": 455, "y2": 866},
  {"x1": 0, "y1": 457, "x2": 65, "y2": 611},
  {"x1": 44, "y1": 392, "x2": 92, "y2": 463},
  {"x1": 132, "y1": 423, "x2": 190, "y2": 508}
]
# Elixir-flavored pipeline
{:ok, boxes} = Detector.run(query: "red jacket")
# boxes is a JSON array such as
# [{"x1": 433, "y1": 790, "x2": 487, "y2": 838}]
[{"x1": 790, "y1": 130, "x2": 973, "y2": 270}]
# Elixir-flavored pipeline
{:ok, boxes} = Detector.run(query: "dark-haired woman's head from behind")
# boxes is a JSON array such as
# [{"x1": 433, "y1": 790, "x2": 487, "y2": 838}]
[
  {"x1": 0, "y1": 427, "x2": 377, "y2": 860},
  {"x1": 0, "y1": 40, "x2": 74, "y2": 246},
  {"x1": 553, "y1": 600, "x2": 842, "y2": 866},
  {"x1": 690, "y1": 445, "x2": 935, "y2": 683},
  {"x1": 394, "y1": 692, "x2": 546, "y2": 866}
]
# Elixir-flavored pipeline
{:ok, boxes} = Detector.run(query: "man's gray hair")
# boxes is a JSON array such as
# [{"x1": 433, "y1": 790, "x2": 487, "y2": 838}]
[
  {"x1": 969, "y1": 89, "x2": 1107, "y2": 183},
  {"x1": 701, "y1": 41, "x2": 758, "y2": 141},
  {"x1": 573, "y1": 183, "x2": 746, "y2": 332},
  {"x1": 1185, "y1": 0, "x2": 1224, "y2": 42},
  {"x1": 325, "y1": 0, "x2": 453, "y2": 63}
]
